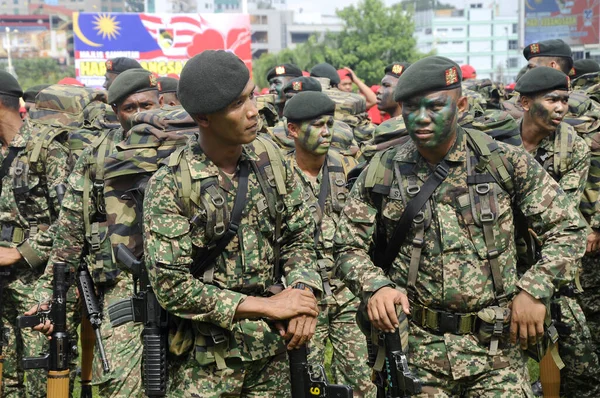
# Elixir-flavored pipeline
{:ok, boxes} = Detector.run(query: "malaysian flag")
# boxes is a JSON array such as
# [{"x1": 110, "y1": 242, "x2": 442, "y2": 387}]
[{"x1": 139, "y1": 14, "x2": 206, "y2": 56}]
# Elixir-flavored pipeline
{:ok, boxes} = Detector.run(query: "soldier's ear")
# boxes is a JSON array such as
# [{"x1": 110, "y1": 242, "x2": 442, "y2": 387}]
[
  {"x1": 520, "y1": 96, "x2": 531, "y2": 111},
  {"x1": 159, "y1": 94, "x2": 164, "y2": 107},
  {"x1": 194, "y1": 114, "x2": 210, "y2": 128},
  {"x1": 457, "y1": 96, "x2": 468, "y2": 112},
  {"x1": 287, "y1": 122, "x2": 299, "y2": 138}
]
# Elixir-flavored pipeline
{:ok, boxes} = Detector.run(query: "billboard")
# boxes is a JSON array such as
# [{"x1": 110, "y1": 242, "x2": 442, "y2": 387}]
[
  {"x1": 73, "y1": 12, "x2": 251, "y2": 87},
  {"x1": 524, "y1": 0, "x2": 600, "y2": 47}
]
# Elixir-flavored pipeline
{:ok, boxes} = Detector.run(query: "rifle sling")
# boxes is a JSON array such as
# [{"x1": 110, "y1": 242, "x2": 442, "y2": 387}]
[
  {"x1": 0, "y1": 147, "x2": 18, "y2": 193},
  {"x1": 190, "y1": 161, "x2": 250, "y2": 279},
  {"x1": 313, "y1": 159, "x2": 329, "y2": 245}
]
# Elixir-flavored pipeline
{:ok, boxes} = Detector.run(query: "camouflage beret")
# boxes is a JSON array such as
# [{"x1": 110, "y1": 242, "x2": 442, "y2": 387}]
[
  {"x1": 178, "y1": 50, "x2": 249, "y2": 115},
  {"x1": 282, "y1": 77, "x2": 322, "y2": 94},
  {"x1": 105, "y1": 57, "x2": 142, "y2": 74},
  {"x1": 158, "y1": 76, "x2": 178, "y2": 94},
  {"x1": 394, "y1": 56, "x2": 462, "y2": 102},
  {"x1": 515, "y1": 66, "x2": 570, "y2": 96},
  {"x1": 523, "y1": 39, "x2": 572, "y2": 60},
  {"x1": 108, "y1": 69, "x2": 158, "y2": 105},
  {"x1": 310, "y1": 63, "x2": 341, "y2": 85},
  {"x1": 23, "y1": 84, "x2": 51, "y2": 103},
  {"x1": 283, "y1": 91, "x2": 335, "y2": 122},
  {"x1": 572, "y1": 59, "x2": 600, "y2": 79},
  {"x1": 385, "y1": 62, "x2": 410, "y2": 78},
  {"x1": 266, "y1": 63, "x2": 302, "y2": 81},
  {"x1": 0, "y1": 71, "x2": 23, "y2": 98}
]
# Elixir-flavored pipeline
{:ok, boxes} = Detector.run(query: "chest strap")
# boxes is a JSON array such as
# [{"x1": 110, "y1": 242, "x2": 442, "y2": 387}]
[{"x1": 314, "y1": 160, "x2": 332, "y2": 296}]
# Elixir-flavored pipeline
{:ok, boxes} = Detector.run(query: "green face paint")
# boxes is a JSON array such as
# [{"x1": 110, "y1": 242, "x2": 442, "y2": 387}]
[
  {"x1": 528, "y1": 90, "x2": 569, "y2": 132},
  {"x1": 402, "y1": 93, "x2": 458, "y2": 149},
  {"x1": 296, "y1": 115, "x2": 334, "y2": 155}
]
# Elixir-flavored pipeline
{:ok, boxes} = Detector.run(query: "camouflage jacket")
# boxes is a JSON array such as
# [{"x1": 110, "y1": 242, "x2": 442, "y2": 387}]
[
  {"x1": 0, "y1": 119, "x2": 70, "y2": 271},
  {"x1": 571, "y1": 71, "x2": 600, "y2": 94},
  {"x1": 334, "y1": 126, "x2": 586, "y2": 379},
  {"x1": 256, "y1": 93, "x2": 279, "y2": 131},
  {"x1": 143, "y1": 135, "x2": 321, "y2": 362}
]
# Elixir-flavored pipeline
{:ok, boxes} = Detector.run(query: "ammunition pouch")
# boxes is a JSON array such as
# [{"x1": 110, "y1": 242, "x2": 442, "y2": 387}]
[
  {"x1": 0, "y1": 224, "x2": 26, "y2": 244},
  {"x1": 193, "y1": 323, "x2": 230, "y2": 369}
]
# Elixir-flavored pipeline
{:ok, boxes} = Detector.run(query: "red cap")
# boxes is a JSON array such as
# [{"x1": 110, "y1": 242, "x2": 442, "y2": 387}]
[
  {"x1": 337, "y1": 69, "x2": 352, "y2": 82},
  {"x1": 460, "y1": 65, "x2": 476, "y2": 79},
  {"x1": 260, "y1": 87, "x2": 270, "y2": 95},
  {"x1": 302, "y1": 70, "x2": 310, "y2": 77},
  {"x1": 370, "y1": 85, "x2": 380, "y2": 93},
  {"x1": 58, "y1": 77, "x2": 84, "y2": 86},
  {"x1": 506, "y1": 82, "x2": 516, "y2": 90}
]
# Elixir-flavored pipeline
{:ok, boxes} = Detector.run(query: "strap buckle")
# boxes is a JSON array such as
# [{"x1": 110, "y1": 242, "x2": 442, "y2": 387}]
[
  {"x1": 209, "y1": 328, "x2": 227, "y2": 346},
  {"x1": 434, "y1": 163, "x2": 449, "y2": 179},
  {"x1": 438, "y1": 311, "x2": 459, "y2": 334},
  {"x1": 1, "y1": 225, "x2": 14, "y2": 242}
]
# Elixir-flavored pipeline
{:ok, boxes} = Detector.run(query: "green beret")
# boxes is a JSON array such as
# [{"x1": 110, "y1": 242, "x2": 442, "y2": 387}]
[
  {"x1": 515, "y1": 66, "x2": 570, "y2": 96},
  {"x1": 385, "y1": 62, "x2": 410, "y2": 78},
  {"x1": 572, "y1": 59, "x2": 600, "y2": 79},
  {"x1": 158, "y1": 77, "x2": 178, "y2": 94},
  {"x1": 523, "y1": 39, "x2": 572, "y2": 60},
  {"x1": 108, "y1": 69, "x2": 158, "y2": 105},
  {"x1": 310, "y1": 63, "x2": 340, "y2": 85},
  {"x1": 394, "y1": 56, "x2": 461, "y2": 102},
  {"x1": 0, "y1": 71, "x2": 23, "y2": 98},
  {"x1": 105, "y1": 57, "x2": 142, "y2": 74},
  {"x1": 266, "y1": 64, "x2": 302, "y2": 81},
  {"x1": 516, "y1": 65, "x2": 528, "y2": 82},
  {"x1": 282, "y1": 77, "x2": 322, "y2": 94},
  {"x1": 23, "y1": 84, "x2": 51, "y2": 103},
  {"x1": 178, "y1": 50, "x2": 249, "y2": 115},
  {"x1": 283, "y1": 91, "x2": 336, "y2": 122}
]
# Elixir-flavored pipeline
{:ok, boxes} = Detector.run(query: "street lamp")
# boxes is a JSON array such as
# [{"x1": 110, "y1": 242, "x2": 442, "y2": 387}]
[{"x1": 4, "y1": 27, "x2": 17, "y2": 78}]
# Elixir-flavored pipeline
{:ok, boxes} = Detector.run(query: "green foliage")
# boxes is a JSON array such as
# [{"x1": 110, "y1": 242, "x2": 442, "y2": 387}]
[
  {"x1": 252, "y1": 0, "x2": 425, "y2": 88},
  {"x1": 12, "y1": 58, "x2": 75, "y2": 91},
  {"x1": 398, "y1": 0, "x2": 455, "y2": 11}
]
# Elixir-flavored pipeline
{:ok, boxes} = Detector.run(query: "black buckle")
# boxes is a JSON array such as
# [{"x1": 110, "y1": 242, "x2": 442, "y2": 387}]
[
  {"x1": 438, "y1": 311, "x2": 459, "y2": 334},
  {"x1": 434, "y1": 163, "x2": 449, "y2": 179},
  {"x1": 209, "y1": 328, "x2": 227, "y2": 345},
  {"x1": 1, "y1": 225, "x2": 14, "y2": 242}
]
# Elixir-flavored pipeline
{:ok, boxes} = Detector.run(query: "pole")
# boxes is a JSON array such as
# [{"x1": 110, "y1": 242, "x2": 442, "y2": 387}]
[{"x1": 5, "y1": 27, "x2": 17, "y2": 78}]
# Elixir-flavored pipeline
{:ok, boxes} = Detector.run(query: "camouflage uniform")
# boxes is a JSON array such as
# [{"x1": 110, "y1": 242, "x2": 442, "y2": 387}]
[
  {"x1": 286, "y1": 150, "x2": 375, "y2": 397},
  {"x1": 143, "y1": 134, "x2": 322, "y2": 396},
  {"x1": 0, "y1": 120, "x2": 70, "y2": 398},
  {"x1": 334, "y1": 126, "x2": 587, "y2": 397}
]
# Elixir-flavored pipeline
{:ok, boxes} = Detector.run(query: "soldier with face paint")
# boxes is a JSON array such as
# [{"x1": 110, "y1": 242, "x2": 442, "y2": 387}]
[
  {"x1": 266, "y1": 63, "x2": 303, "y2": 117},
  {"x1": 103, "y1": 57, "x2": 143, "y2": 90},
  {"x1": 377, "y1": 62, "x2": 410, "y2": 118}
]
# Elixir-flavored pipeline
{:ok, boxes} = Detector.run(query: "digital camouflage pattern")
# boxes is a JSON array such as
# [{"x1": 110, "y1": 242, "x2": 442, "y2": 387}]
[
  {"x1": 256, "y1": 94, "x2": 279, "y2": 131},
  {"x1": 463, "y1": 78, "x2": 503, "y2": 109},
  {"x1": 334, "y1": 127, "x2": 586, "y2": 392},
  {"x1": 143, "y1": 134, "x2": 321, "y2": 395},
  {"x1": 571, "y1": 71, "x2": 600, "y2": 97},
  {"x1": 463, "y1": 87, "x2": 488, "y2": 115}
]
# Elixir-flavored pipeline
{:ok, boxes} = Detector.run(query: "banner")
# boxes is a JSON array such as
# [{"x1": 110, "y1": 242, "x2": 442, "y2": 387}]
[
  {"x1": 524, "y1": 0, "x2": 600, "y2": 47},
  {"x1": 73, "y1": 12, "x2": 251, "y2": 87}
]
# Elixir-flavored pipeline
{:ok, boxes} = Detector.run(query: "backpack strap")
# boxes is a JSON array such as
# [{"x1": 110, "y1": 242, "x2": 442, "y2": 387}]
[
  {"x1": 326, "y1": 153, "x2": 349, "y2": 213},
  {"x1": 553, "y1": 124, "x2": 575, "y2": 178}
]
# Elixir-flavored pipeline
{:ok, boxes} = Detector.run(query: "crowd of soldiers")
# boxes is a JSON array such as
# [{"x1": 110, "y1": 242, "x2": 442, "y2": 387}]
[{"x1": 1, "y1": 36, "x2": 600, "y2": 397}]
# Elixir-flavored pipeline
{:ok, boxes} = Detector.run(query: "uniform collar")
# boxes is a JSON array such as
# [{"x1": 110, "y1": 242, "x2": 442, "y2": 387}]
[
  {"x1": 393, "y1": 125, "x2": 467, "y2": 165},
  {"x1": 188, "y1": 139, "x2": 260, "y2": 181}
]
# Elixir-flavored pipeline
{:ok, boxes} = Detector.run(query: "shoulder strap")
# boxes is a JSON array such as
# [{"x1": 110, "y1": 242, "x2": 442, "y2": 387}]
[
  {"x1": 553, "y1": 124, "x2": 575, "y2": 177},
  {"x1": 0, "y1": 147, "x2": 18, "y2": 192},
  {"x1": 314, "y1": 159, "x2": 329, "y2": 245}
]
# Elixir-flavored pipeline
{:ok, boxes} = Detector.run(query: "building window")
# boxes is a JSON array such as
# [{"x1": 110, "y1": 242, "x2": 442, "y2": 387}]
[
  {"x1": 508, "y1": 58, "x2": 519, "y2": 68},
  {"x1": 508, "y1": 40, "x2": 518, "y2": 50},
  {"x1": 437, "y1": 28, "x2": 448, "y2": 32},
  {"x1": 102, "y1": 5, "x2": 108, "y2": 10},
  {"x1": 250, "y1": 15, "x2": 260, "y2": 24},
  {"x1": 13, "y1": 7, "x2": 18, "y2": 14},
  {"x1": 512, "y1": 23, "x2": 517, "y2": 34},
  {"x1": 12, "y1": 0, "x2": 17, "y2": 4},
  {"x1": 452, "y1": 28, "x2": 463, "y2": 32},
  {"x1": 470, "y1": 3, "x2": 482, "y2": 8},
  {"x1": 425, "y1": 28, "x2": 432, "y2": 34},
  {"x1": 261, "y1": 15, "x2": 268, "y2": 24},
  {"x1": 112, "y1": 6, "x2": 122, "y2": 11},
  {"x1": 251, "y1": 31, "x2": 268, "y2": 44},
  {"x1": 291, "y1": 32, "x2": 311, "y2": 44},
  {"x1": 452, "y1": 41, "x2": 463, "y2": 44},
  {"x1": 438, "y1": 41, "x2": 448, "y2": 45}
]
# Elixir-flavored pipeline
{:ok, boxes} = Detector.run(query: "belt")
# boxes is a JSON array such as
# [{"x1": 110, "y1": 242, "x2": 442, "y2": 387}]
[
  {"x1": 410, "y1": 302, "x2": 479, "y2": 335},
  {"x1": 0, "y1": 225, "x2": 26, "y2": 244}
]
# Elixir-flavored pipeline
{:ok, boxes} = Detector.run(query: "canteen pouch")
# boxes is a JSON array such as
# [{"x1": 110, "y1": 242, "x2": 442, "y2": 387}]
[{"x1": 476, "y1": 306, "x2": 511, "y2": 355}]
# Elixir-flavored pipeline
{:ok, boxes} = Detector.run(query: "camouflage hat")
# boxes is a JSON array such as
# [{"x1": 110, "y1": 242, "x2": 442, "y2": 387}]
[
  {"x1": 0, "y1": 71, "x2": 23, "y2": 98},
  {"x1": 178, "y1": 50, "x2": 249, "y2": 115},
  {"x1": 394, "y1": 56, "x2": 462, "y2": 102},
  {"x1": 283, "y1": 91, "x2": 335, "y2": 122},
  {"x1": 108, "y1": 69, "x2": 158, "y2": 105},
  {"x1": 515, "y1": 66, "x2": 570, "y2": 96},
  {"x1": 282, "y1": 77, "x2": 322, "y2": 94},
  {"x1": 158, "y1": 76, "x2": 178, "y2": 94},
  {"x1": 572, "y1": 59, "x2": 600, "y2": 79},
  {"x1": 105, "y1": 57, "x2": 143, "y2": 74},
  {"x1": 384, "y1": 62, "x2": 410, "y2": 78},
  {"x1": 23, "y1": 84, "x2": 51, "y2": 103},
  {"x1": 523, "y1": 39, "x2": 572, "y2": 60},
  {"x1": 310, "y1": 63, "x2": 341, "y2": 85},
  {"x1": 266, "y1": 63, "x2": 302, "y2": 81}
]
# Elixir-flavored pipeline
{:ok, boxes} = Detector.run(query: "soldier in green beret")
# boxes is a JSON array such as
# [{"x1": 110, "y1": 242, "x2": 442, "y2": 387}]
[
  {"x1": 334, "y1": 55, "x2": 587, "y2": 396},
  {"x1": 377, "y1": 62, "x2": 410, "y2": 118},
  {"x1": 158, "y1": 76, "x2": 180, "y2": 107},
  {"x1": 103, "y1": 57, "x2": 143, "y2": 90},
  {"x1": 22, "y1": 84, "x2": 50, "y2": 115},
  {"x1": 267, "y1": 63, "x2": 303, "y2": 117}
]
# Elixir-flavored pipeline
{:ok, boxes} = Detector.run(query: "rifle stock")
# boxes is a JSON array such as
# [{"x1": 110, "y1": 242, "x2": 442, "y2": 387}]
[{"x1": 79, "y1": 317, "x2": 94, "y2": 398}]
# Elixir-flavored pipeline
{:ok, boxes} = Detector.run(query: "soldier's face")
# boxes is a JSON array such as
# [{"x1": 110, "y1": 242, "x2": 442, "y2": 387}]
[
  {"x1": 377, "y1": 75, "x2": 399, "y2": 114},
  {"x1": 290, "y1": 115, "x2": 334, "y2": 155},
  {"x1": 269, "y1": 76, "x2": 294, "y2": 104},
  {"x1": 402, "y1": 89, "x2": 465, "y2": 149},
  {"x1": 114, "y1": 90, "x2": 160, "y2": 132},
  {"x1": 524, "y1": 89, "x2": 569, "y2": 132},
  {"x1": 159, "y1": 92, "x2": 180, "y2": 107},
  {"x1": 103, "y1": 72, "x2": 119, "y2": 90}
]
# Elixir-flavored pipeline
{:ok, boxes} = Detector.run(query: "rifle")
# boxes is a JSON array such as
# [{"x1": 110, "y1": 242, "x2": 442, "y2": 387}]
[
  {"x1": 107, "y1": 243, "x2": 168, "y2": 397},
  {"x1": 17, "y1": 262, "x2": 76, "y2": 398},
  {"x1": 0, "y1": 267, "x2": 10, "y2": 393}
]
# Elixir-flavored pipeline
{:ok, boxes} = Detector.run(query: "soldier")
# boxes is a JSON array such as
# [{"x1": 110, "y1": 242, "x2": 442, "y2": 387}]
[
  {"x1": 103, "y1": 57, "x2": 143, "y2": 90},
  {"x1": 337, "y1": 67, "x2": 377, "y2": 109},
  {"x1": 283, "y1": 91, "x2": 375, "y2": 397},
  {"x1": 334, "y1": 56, "x2": 587, "y2": 396},
  {"x1": 158, "y1": 76, "x2": 180, "y2": 106},
  {"x1": 0, "y1": 71, "x2": 71, "y2": 397},
  {"x1": 267, "y1": 63, "x2": 303, "y2": 117},
  {"x1": 27, "y1": 69, "x2": 161, "y2": 397},
  {"x1": 571, "y1": 59, "x2": 600, "y2": 83},
  {"x1": 143, "y1": 50, "x2": 322, "y2": 396},
  {"x1": 376, "y1": 62, "x2": 410, "y2": 118},
  {"x1": 21, "y1": 84, "x2": 50, "y2": 115}
]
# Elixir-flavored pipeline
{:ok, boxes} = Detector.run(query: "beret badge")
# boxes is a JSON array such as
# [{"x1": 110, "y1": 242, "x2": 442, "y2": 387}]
[
  {"x1": 106, "y1": 60, "x2": 113, "y2": 71},
  {"x1": 530, "y1": 43, "x2": 540, "y2": 54},
  {"x1": 569, "y1": 67, "x2": 576, "y2": 76},
  {"x1": 149, "y1": 74, "x2": 158, "y2": 87},
  {"x1": 292, "y1": 81, "x2": 302, "y2": 91},
  {"x1": 445, "y1": 67, "x2": 459, "y2": 86},
  {"x1": 392, "y1": 64, "x2": 403, "y2": 75},
  {"x1": 275, "y1": 66, "x2": 286, "y2": 75}
]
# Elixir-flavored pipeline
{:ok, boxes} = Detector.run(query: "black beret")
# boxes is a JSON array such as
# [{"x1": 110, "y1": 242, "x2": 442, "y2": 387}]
[
  {"x1": 283, "y1": 91, "x2": 335, "y2": 122},
  {"x1": 571, "y1": 59, "x2": 600, "y2": 79},
  {"x1": 0, "y1": 71, "x2": 23, "y2": 98},
  {"x1": 178, "y1": 50, "x2": 249, "y2": 115},
  {"x1": 394, "y1": 56, "x2": 461, "y2": 102},
  {"x1": 310, "y1": 63, "x2": 341, "y2": 85},
  {"x1": 282, "y1": 77, "x2": 322, "y2": 94},
  {"x1": 523, "y1": 39, "x2": 572, "y2": 60},
  {"x1": 384, "y1": 62, "x2": 410, "y2": 78},
  {"x1": 108, "y1": 69, "x2": 159, "y2": 105},
  {"x1": 158, "y1": 77, "x2": 178, "y2": 94},
  {"x1": 23, "y1": 84, "x2": 51, "y2": 103},
  {"x1": 266, "y1": 64, "x2": 302, "y2": 81},
  {"x1": 515, "y1": 66, "x2": 570, "y2": 95},
  {"x1": 105, "y1": 57, "x2": 143, "y2": 74}
]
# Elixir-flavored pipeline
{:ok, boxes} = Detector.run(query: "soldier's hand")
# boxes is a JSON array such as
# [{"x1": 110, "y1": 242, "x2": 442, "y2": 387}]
[
  {"x1": 265, "y1": 287, "x2": 319, "y2": 320},
  {"x1": 283, "y1": 314, "x2": 317, "y2": 350},
  {"x1": 343, "y1": 67, "x2": 357, "y2": 82},
  {"x1": 24, "y1": 302, "x2": 53, "y2": 337},
  {"x1": 0, "y1": 247, "x2": 22, "y2": 266},
  {"x1": 368, "y1": 286, "x2": 410, "y2": 333},
  {"x1": 586, "y1": 229, "x2": 600, "y2": 254},
  {"x1": 509, "y1": 290, "x2": 546, "y2": 350}
]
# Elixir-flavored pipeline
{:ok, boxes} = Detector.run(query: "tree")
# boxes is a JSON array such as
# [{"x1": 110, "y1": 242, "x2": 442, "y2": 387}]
[{"x1": 12, "y1": 58, "x2": 75, "y2": 90}]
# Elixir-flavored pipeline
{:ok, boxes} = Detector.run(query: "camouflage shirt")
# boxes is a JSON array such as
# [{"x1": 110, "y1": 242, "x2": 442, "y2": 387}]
[{"x1": 334, "y1": 126, "x2": 586, "y2": 379}]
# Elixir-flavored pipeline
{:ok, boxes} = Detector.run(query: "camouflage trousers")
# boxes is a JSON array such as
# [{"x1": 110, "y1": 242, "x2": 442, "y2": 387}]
[
  {"x1": 308, "y1": 287, "x2": 375, "y2": 397},
  {"x1": 92, "y1": 275, "x2": 143, "y2": 398},
  {"x1": 579, "y1": 254, "x2": 600, "y2": 352},
  {"x1": 166, "y1": 351, "x2": 290, "y2": 397}
]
